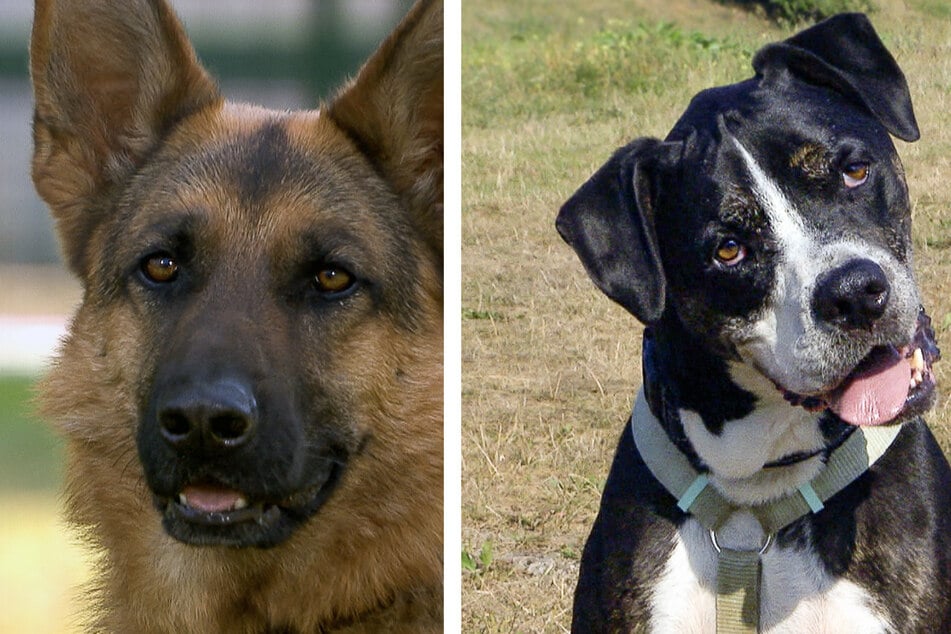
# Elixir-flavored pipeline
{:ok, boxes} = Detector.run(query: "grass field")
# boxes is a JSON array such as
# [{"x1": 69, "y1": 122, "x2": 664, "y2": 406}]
[{"x1": 461, "y1": 0, "x2": 951, "y2": 631}]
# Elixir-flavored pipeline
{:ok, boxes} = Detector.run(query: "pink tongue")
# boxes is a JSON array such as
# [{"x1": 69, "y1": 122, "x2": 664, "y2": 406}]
[
  {"x1": 828, "y1": 351, "x2": 910, "y2": 426},
  {"x1": 181, "y1": 484, "x2": 244, "y2": 513}
]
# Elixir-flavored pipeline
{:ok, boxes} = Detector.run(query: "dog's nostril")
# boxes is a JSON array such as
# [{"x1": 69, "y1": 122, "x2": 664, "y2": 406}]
[
  {"x1": 209, "y1": 414, "x2": 252, "y2": 444},
  {"x1": 865, "y1": 279, "x2": 888, "y2": 295},
  {"x1": 832, "y1": 300, "x2": 853, "y2": 320},
  {"x1": 159, "y1": 410, "x2": 192, "y2": 442}
]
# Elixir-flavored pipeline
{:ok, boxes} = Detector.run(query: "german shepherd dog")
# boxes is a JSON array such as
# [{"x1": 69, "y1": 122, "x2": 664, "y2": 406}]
[{"x1": 30, "y1": 0, "x2": 443, "y2": 631}]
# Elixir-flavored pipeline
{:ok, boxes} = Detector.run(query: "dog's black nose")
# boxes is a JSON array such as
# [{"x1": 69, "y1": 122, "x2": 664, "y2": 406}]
[
  {"x1": 813, "y1": 259, "x2": 890, "y2": 330},
  {"x1": 156, "y1": 378, "x2": 258, "y2": 455}
]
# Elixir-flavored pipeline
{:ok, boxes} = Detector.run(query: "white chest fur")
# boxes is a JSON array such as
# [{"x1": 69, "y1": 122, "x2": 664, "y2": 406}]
[{"x1": 647, "y1": 518, "x2": 892, "y2": 633}]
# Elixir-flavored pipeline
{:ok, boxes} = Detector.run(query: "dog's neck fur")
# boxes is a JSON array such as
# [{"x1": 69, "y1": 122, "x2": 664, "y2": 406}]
[{"x1": 642, "y1": 321, "x2": 855, "y2": 505}]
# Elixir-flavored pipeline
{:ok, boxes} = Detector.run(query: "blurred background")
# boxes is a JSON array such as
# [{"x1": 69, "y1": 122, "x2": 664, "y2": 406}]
[{"x1": 0, "y1": 1, "x2": 412, "y2": 630}]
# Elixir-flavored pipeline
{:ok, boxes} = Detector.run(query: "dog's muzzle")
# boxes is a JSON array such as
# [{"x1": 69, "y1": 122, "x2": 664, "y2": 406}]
[{"x1": 781, "y1": 307, "x2": 940, "y2": 426}]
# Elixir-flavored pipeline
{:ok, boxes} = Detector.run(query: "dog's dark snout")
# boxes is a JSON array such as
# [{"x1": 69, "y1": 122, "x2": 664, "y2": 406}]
[
  {"x1": 813, "y1": 259, "x2": 890, "y2": 330},
  {"x1": 156, "y1": 378, "x2": 258, "y2": 454}
]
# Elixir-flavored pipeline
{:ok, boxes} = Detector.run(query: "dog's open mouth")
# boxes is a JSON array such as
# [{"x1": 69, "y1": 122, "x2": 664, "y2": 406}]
[
  {"x1": 782, "y1": 308, "x2": 940, "y2": 426},
  {"x1": 170, "y1": 483, "x2": 281, "y2": 527},
  {"x1": 154, "y1": 464, "x2": 342, "y2": 548}
]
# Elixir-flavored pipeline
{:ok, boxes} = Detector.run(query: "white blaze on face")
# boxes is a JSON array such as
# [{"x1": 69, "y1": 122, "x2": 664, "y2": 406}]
[
  {"x1": 733, "y1": 141, "x2": 807, "y2": 246},
  {"x1": 732, "y1": 138, "x2": 826, "y2": 394}
]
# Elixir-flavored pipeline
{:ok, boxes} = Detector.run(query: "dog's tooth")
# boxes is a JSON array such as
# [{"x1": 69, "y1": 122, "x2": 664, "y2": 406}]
[
  {"x1": 179, "y1": 493, "x2": 188, "y2": 506},
  {"x1": 912, "y1": 348, "x2": 925, "y2": 371},
  {"x1": 233, "y1": 496, "x2": 249, "y2": 511}
]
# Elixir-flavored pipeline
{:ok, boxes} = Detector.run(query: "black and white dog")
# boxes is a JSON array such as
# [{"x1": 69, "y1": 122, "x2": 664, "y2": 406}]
[{"x1": 558, "y1": 13, "x2": 951, "y2": 633}]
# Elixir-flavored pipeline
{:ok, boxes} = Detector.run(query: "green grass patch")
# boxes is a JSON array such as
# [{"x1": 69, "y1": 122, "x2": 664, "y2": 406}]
[
  {"x1": 0, "y1": 375, "x2": 62, "y2": 492},
  {"x1": 462, "y1": 540, "x2": 494, "y2": 573},
  {"x1": 463, "y1": 17, "x2": 751, "y2": 128},
  {"x1": 462, "y1": 307, "x2": 504, "y2": 321},
  {"x1": 913, "y1": 0, "x2": 951, "y2": 19}
]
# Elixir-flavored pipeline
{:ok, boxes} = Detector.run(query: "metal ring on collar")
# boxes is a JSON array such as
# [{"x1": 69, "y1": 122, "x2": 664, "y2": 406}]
[{"x1": 709, "y1": 529, "x2": 773, "y2": 555}]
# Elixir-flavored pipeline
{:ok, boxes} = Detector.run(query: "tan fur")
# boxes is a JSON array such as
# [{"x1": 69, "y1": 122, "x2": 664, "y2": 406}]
[{"x1": 30, "y1": 1, "x2": 443, "y2": 631}]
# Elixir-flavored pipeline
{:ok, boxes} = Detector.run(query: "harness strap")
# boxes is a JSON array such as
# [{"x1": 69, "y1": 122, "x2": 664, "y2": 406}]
[
  {"x1": 716, "y1": 547, "x2": 760, "y2": 634},
  {"x1": 630, "y1": 388, "x2": 901, "y2": 632}
]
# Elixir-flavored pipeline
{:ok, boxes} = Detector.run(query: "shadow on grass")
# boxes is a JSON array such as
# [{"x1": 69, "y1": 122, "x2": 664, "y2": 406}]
[{"x1": 714, "y1": 0, "x2": 873, "y2": 24}]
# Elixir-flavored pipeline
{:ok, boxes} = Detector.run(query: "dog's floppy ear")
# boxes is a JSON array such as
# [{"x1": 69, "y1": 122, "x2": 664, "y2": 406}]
[
  {"x1": 327, "y1": 0, "x2": 443, "y2": 258},
  {"x1": 30, "y1": 0, "x2": 220, "y2": 277},
  {"x1": 557, "y1": 138, "x2": 668, "y2": 324},
  {"x1": 752, "y1": 13, "x2": 918, "y2": 142}
]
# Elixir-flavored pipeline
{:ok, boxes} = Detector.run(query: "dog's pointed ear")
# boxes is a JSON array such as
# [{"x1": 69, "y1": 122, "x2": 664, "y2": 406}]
[
  {"x1": 557, "y1": 138, "x2": 669, "y2": 324},
  {"x1": 752, "y1": 13, "x2": 918, "y2": 142},
  {"x1": 327, "y1": 0, "x2": 443, "y2": 258},
  {"x1": 30, "y1": 0, "x2": 220, "y2": 276}
]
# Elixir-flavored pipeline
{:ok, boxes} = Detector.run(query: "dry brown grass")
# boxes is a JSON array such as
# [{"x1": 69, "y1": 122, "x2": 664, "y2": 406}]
[{"x1": 461, "y1": 1, "x2": 951, "y2": 631}]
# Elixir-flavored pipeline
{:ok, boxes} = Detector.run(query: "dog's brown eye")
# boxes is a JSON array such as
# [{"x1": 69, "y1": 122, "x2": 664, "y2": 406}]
[
  {"x1": 843, "y1": 162, "x2": 869, "y2": 188},
  {"x1": 314, "y1": 267, "x2": 354, "y2": 294},
  {"x1": 142, "y1": 254, "x2": 179, "y2": 283},
  {"x1": 715, "y1": 239, "x2": 746, "y2": 266}
]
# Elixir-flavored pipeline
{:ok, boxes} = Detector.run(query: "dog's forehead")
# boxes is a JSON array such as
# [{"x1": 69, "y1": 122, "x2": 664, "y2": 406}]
[
  {"x1": 669, "y1": 77, "x2": 896, "y2": 162},
  {"x1": 123, "y1": 104, "x2": 406, "y2": 243},
  {"x1": 162, "y1": 106, "x2": 387, "y2": 209},
  {"x1": 657, "y1": 76, "x2": 905, "y2": 237}
]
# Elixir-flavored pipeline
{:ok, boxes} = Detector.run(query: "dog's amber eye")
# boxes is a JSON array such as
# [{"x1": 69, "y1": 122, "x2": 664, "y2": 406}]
[
  {"x1": 142, "y1": 254, "x2": 180, "y2": 284},
  {"x1": 715, "y1": 239, "x2": 746, "y2": 266},
  {"x1": 314, "y1": 267, "x2": 354, "y2": 294},
  {"x1": 843, "y1": 162, "x2": 869, "y2": 188}
]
